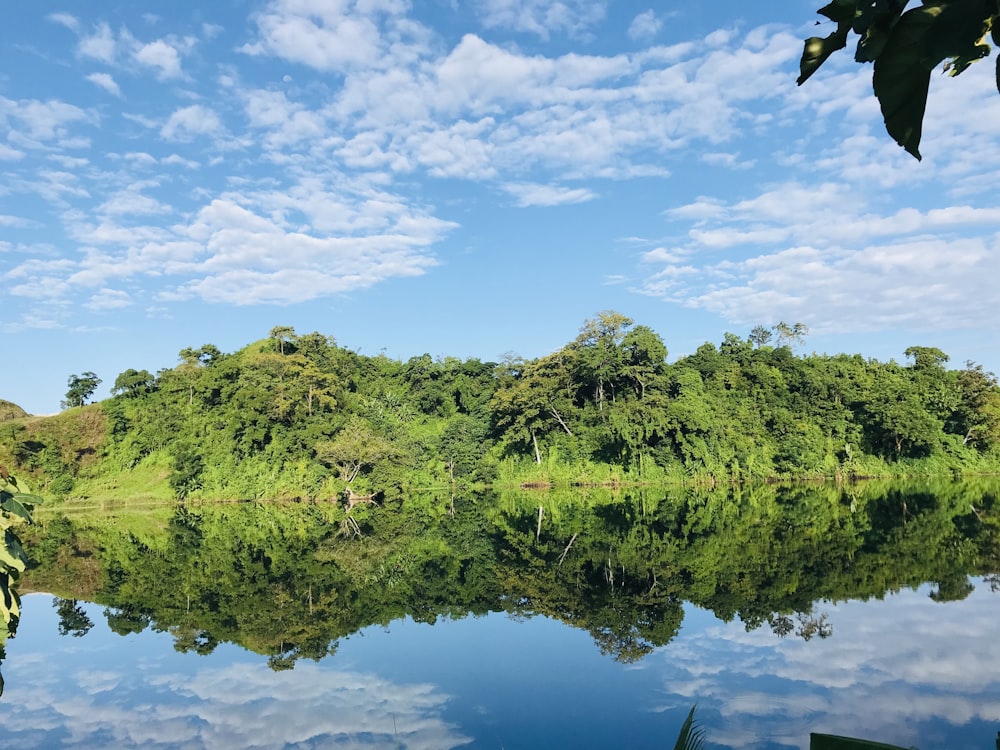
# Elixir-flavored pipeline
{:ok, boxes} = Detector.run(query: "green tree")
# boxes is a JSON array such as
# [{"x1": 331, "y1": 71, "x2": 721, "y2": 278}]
[
  {"x1": 62, "y1": 371, "x2": 101, "y2": 409},
  {"x1": 179, "y1": 344, "x2": 222, "y2": 368},
  {"x1": 492, "y1": 350, "x2": 579, "y2": 463},
  {"x1": 54, "y1": 597, "x2": 94, "y2": 637},
  {"x1": 950, "y1": 361, "x2": 1000, "y2": 447},
  {"x1": 315, "y1": 417, "x2": 398, "y2": 484},
  {"x1": 773, "y1": 321, "x2": 809, "y2": 349},
  {"x1": 170, "y1": 443, "x2": 204, "y2": 499},
  {"x1": 620, "y1": 325, "x2": 668, "y2": 400},
  {"x1": 798, "y1": 1, "x2": 1000, "y2": 159},
  {"x1": 571, "y1": 310, "x2": 634, "y2": 413},
  {"x1": 863, "y1": 365, "x2": 942, "y2": 457},
  {"x1": 905, "y1": 345, "x2": 949, "y2": 370},
  {"x1": 269, "y1": 326, "x2": 297, "y2": 355},
  {"x1": 748, "y1": 325, "x2": 772, "y2": 348},
  {"x1": 440, "y1": 414, "x2": 491, "y2": 481},
  {"x1": 111, "y1": 368, "x2": 155, "y2": 399}
]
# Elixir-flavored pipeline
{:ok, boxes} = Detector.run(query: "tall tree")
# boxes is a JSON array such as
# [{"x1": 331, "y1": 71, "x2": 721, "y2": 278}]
[
  {"x1": 492, "y1": 351, "x2": 579, "y2": 463},
  {"x1": 572, "y1": 310, "x2": 634, "y2": 413},
  {"x1": 269, "y1": 326, "x2": 297, "y2": 355},
  {"x1": 773, "y1": 322, "x2": 809, "y2": 349},
  {"x1": 748, "y1": 325, "x2": 773, "y2": 348},
  {"x1": 62, "y1": 372, "x2": 101, "y2": 409}
]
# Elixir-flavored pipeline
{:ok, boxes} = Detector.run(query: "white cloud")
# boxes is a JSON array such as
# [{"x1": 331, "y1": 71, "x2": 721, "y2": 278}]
[
  {"x1": 241, "y1": 89, "x2": 327, "y2": 150},
  {"x1": 699, "y1": 151, "x2": 755, "y2": 169},
  {"x1": 641, "y1": 231, "x2": 1000, "y2": 335},
  {"x1": 85, "y1": 288, "x2": 133, "y2": 310},
  {"x1": 0, "y1": 96, "x2": 93, "y2": 144},
  {"x1": 0, "y1": 143, "x2": 25, "y2": 160},
  {"x1": 86, "y1": 72, "x2": 122, "y2": 97},
  {"x1": 98, "y1": 187, "x2": 172, "y2": 217},
  {"x1": 6, "y1": 173, "x2": 457, "y2": 307},
  {"x1": 627, "y1": 10, "x2": 661, "y2": 42},
  {"x1": 132, "y1": 39, "x2": 185, "y2": 79},
  {"x1": 162, "y1": 154, "x2": 200, "y2": 169},
  {"x1": 503, "y1": 182, "x2": 597, "y2": 207},
  {"x1": 78, "y1": 21, "x2": 118, "y2": 63},
  {"x1": 121, "y1": 151, "x2": 157, "y2": 166},
  {"x1": 48, "y1": 13, "x2": 79, "y2": 31},
  {"x1": 475, "y1": 0, "x2": 607, "y2": 39},
  {"x1": 160, "y1": 105, "x2": 223, "y2": 141},
  {"x1": 242, "y1": 0, "x2": 404, "y2": 72}
]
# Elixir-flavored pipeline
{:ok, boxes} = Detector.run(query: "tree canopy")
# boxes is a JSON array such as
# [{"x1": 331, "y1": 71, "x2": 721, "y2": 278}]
[
  {"x1": 62, "y1": 372, "x2": 101, "y2": 410},
  {"x1": 2, "y1": 317, "x2": 999, "y2": 501},
  {"x1": 799, "y1": 0, "x2": 1000, "y2": 159}
]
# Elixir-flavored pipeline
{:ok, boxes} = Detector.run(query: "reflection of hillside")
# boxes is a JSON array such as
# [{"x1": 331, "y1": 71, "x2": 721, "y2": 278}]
[{"x1": 21, "y1": 480, "x2": 1000, "y2": 668}]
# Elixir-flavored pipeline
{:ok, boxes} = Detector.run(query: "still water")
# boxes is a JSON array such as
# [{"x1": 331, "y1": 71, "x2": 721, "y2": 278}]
[{"x1": 1, "y1": 482, "x2": 999, "y2": 749}]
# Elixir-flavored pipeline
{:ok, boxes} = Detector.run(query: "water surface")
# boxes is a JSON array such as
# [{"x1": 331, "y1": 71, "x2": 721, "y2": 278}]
[{"x1": 2, "y1": 481, "x2": 998, "y2": 748}]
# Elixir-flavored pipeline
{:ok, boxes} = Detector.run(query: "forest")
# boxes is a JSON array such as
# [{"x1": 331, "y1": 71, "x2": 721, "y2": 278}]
[{"x1": 1, "y1": 311, "x2": 999, "y2": 503}]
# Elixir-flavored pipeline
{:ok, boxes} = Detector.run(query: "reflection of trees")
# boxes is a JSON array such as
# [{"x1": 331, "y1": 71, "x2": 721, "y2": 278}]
[
  {"x1": 54, "y1": 597, "x2": 94, "y2": 637},
  {"x1": 20, "y1": 479, "x2": 1000, "y2": 669}
]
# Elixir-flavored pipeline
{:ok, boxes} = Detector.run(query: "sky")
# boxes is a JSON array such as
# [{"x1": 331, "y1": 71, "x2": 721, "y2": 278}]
[{"x1": 2, "y1": 1, "x2": 999, "y2": 415}]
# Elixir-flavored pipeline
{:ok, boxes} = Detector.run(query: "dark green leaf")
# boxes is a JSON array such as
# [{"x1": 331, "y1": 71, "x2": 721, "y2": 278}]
[
  {"x1": 0, "y1": 542, "x2": 24, "y2": 575},
  {"x1": 855, "y1": 0, "x2": 910, "y2": 61},
  {"x1": 921, "y1": 0, "x2": 995, "y2": 69},
  {"x1": 4, "y1": 531, "x2": 28, "y2": 568},
  {"x1": 673, "y1": 706, "x2": 706, "y2": 750},
  {"x1": 873, "y1": 6, "x2": 940, "y2": 159},
  {"x1": 798, "y1": 28, "x2": 852, "y2": 84},
  {"x1": 810, "y1": 732, "x2": 909, "y2": 749},
  {"x1": 0, "y1": 494, "x2": 32, "y2": 523},
  {"x1": 819, "y1": 0, "x2": 859, "y2": 24},
  {"x1": 944, "y1": 42, "x2": 991, "y2": 77}
]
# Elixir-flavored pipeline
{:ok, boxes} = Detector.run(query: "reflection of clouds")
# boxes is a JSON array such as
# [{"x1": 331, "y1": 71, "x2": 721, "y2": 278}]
[
  {"x1": 1, "y1": 600, "x2": 471, "y2": 749},
  {"x1": 653, "y1": 584, "x2": 1000, "y2": 749},
  {"x1": 81, "y1": 669, "x2": 122, "y2": 694}
]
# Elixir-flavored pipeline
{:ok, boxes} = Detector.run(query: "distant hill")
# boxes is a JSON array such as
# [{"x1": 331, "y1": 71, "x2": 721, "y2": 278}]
[{"x1": 0, "y1": 399, "x2": 28, "y2": 422}]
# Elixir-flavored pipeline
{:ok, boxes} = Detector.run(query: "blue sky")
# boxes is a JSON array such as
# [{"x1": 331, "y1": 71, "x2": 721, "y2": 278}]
[{"x1": 3, "y1": 1, "x2": 999, "y2": 414}]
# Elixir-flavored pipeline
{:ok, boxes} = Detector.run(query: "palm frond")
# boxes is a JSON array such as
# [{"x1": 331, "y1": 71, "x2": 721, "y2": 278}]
[{"x1": 672, "y1": 705, "x2": 706, "y2": 750}]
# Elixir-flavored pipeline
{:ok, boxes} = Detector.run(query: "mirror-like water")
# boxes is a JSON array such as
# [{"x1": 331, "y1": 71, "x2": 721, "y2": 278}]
[{"x1": 1, "y1": 481, "x2": 998, "y2": 749}]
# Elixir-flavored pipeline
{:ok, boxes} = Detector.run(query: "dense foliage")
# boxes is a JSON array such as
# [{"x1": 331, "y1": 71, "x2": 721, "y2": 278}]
[
  {"x1": 0, "y1": 469, "x2": 39, "y2": 697},
  {"x1": 799, "y1": 0, "x2": 1000, "y2": 159},
  {"x1": 1, "y1": 314, "x2": 999, "y2": 502},
  {"x1": 20, "y1": 480, "x2": 1000, "y2": 668}
]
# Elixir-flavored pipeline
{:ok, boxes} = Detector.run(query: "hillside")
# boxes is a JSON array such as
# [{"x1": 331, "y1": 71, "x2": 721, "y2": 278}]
[
  {"x1": 2, "y1": 314, "x2": 999, "y2": 504},
  {"x1": 0, "y1": 399, "x2": 28, "y2": 422}
]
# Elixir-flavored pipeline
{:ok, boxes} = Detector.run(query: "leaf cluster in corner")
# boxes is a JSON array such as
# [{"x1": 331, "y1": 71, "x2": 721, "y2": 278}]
[{"x1": 799, "y1": 0, "x2": 1000, "y2": 159}]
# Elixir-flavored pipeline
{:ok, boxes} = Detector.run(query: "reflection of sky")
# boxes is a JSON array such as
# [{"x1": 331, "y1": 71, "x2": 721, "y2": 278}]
[
  {"x1": 649, "y1": 584, "x2": 1000, "y2": 750},
  {"x1": 0, "y1": 584, "x2": 998, "y2": 749}
]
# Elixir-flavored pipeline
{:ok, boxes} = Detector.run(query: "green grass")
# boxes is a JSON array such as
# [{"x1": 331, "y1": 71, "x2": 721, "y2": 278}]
[{"x1": 58, "y1": 452, "x2": 174, "y2": 507}]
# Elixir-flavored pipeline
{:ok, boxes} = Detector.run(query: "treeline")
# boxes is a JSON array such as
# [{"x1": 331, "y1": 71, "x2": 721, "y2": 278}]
[{"x1": 2, "y1": 312, "x2": 999, "y2": 501}]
